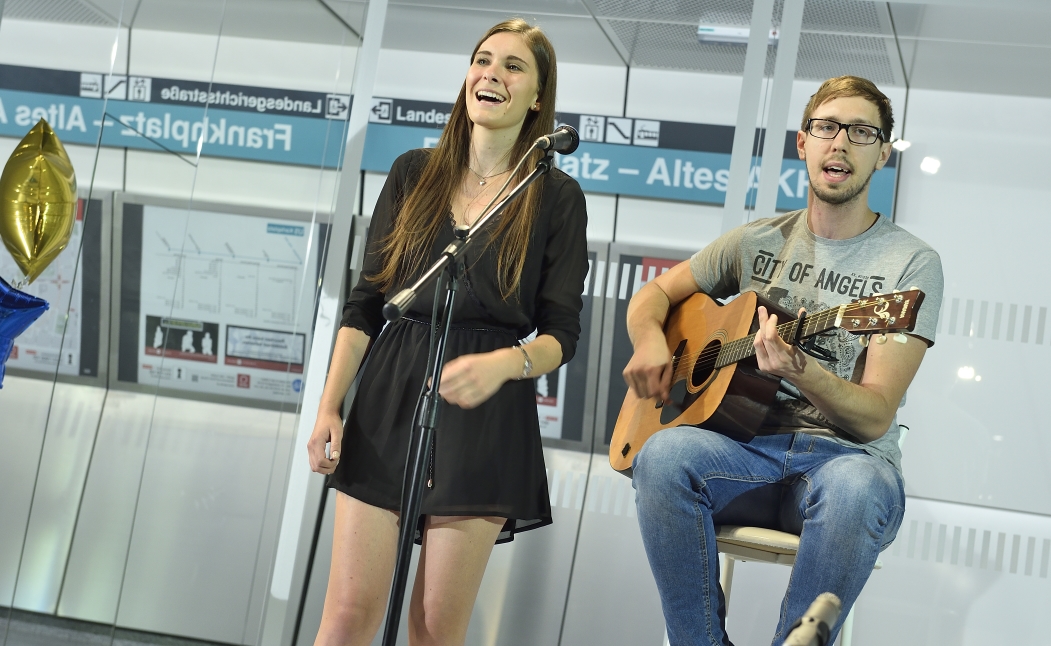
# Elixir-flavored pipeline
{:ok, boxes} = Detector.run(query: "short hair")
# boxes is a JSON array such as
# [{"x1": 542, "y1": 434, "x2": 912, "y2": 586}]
[{"x1": 801, "y1": 75, "x2": 894, "y2": 139}]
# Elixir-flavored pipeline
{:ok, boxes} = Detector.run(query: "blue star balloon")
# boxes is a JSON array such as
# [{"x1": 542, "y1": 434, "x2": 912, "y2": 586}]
[{"x1": 0, "y1": 275, "x2": 49, "y2": 387}]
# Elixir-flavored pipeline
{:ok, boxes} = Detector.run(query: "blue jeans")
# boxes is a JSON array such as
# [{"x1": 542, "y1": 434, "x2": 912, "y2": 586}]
[{"x1": 632, "y1": 428, "x2": 905, "y2": 646}]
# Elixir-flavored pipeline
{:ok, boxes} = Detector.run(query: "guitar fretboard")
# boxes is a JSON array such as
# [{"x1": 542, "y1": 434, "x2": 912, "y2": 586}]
[{"x1": 714, "y1": 306, "x2": 841, "y2": 368}]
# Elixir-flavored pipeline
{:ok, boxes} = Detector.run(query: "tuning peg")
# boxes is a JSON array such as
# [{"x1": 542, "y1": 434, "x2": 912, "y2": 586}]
[
  {"x1": 858, "y1": 336, "x2": 869, "y2": 347},
  {"x1": 894, "y1": 332, "x2": 909, "y2": 344},
  {"x1": 875, "y1": 333, "x2": 888, "y2": 345}
]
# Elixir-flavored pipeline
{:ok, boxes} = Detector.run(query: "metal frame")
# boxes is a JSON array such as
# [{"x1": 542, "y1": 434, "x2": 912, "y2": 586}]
[
  {"x1": 108, "y1": 191, "x2": 327, "y2": 412},
  {"x1": 753, "y1": 0, "x2": 806, "y2": 220},
  {"x1": 723, "y1": 0, "x2": 776, "y2": 234}
]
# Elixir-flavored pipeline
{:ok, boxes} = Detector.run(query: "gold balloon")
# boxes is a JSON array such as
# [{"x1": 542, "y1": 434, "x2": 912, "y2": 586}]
[{"x1": 0, "y1": 119, "x2": 78, "y2": 284}]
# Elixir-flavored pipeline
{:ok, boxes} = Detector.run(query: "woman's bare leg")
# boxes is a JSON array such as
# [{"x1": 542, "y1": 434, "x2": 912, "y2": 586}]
[
  {"x1": 314, "y1": 492, "x2": 400, "y2": 646},
  {"x1": 407, "y1": 516, "x2": 505, "y2": 646}
]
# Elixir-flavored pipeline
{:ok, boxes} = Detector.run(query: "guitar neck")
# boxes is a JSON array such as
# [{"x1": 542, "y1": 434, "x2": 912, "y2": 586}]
[{"x1": 715, "y1": 305, "x2": 842, "y2": 368}]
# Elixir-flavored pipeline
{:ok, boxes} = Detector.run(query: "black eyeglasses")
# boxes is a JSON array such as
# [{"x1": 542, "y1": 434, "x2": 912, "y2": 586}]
[{"x1": 805, "y1": 118, "x2": 885, "y2": 146}]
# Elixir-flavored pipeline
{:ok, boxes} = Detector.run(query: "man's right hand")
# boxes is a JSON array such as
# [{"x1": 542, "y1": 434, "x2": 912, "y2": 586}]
[
  {"x1": 623, "y1": 260, "x2": 699, "y2": 406},
  {"x1": 622, "y1": 334, "x2": 673, "y2": 404},
  {"x1": 307, "y1": 409, "x2": 344, "y2": 474}
]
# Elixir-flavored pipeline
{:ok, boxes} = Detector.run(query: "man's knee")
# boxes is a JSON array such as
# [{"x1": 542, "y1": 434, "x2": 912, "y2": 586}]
[
  {"x1": 817, "y1": 454, "x2": 902, "y2": 505},
  {"x1": 633, "y1": 427, "x2": 729, "y2": 490},
  {"x1": 805, "y1": 454, "x2": 905, "y2": 540}
]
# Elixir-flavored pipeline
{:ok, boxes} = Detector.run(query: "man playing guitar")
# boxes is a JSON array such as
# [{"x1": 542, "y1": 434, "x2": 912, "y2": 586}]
[{"x1": 622, "y1": 76, "x2": 943, "y2": 646}]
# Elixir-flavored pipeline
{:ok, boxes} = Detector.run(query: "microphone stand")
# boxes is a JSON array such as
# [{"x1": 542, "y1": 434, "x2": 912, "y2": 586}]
[{"x1": 379, "y1": 148, "x2": 555, "y2": 646}]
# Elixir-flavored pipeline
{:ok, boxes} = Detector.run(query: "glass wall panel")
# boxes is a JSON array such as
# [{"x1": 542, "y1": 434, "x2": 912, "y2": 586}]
[
  {"x1": 0, "y1": 1, "x2": 129, "y2": 642},
  {"x1": 859, "y1": 4, "x2": 1051, "y2": 645},
  {"x1": 0, "y1": 1, "x2": 363, "y2": 644}
]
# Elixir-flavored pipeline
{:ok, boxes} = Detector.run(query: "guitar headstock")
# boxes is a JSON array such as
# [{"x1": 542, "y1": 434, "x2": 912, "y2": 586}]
[{"x1": 838, "y1": 288, "x2": 925, "y2": 335}]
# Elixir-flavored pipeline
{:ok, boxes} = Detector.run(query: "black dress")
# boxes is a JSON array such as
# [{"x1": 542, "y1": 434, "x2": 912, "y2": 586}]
[{"x1": 330, "y1": 149, "x2": 589, "y2": 543}]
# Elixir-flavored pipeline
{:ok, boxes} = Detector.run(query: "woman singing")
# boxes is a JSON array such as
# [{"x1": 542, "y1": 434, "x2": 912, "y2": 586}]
[{"x1": 306, "y1": 18, "x2": 588, "y2": 646}]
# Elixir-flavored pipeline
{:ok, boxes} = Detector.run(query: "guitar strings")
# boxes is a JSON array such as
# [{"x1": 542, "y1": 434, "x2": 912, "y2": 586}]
[
  {"x1": 669, "y1": 296, "x2": 902, "y2": 374},
  {"x1": 667, "y1": 309, "x2": 835, "y2": 380},
  {"x1": 664, "y1": 299, "x2": 897, "y2": 378},
  {"x1": 671, "y1": 308, "x2": 834, "y2": 368}
]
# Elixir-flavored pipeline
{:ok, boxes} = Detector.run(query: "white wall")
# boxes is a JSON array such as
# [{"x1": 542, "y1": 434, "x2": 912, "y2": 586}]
[{"x1": 893, "y1": 88, "x2": 1051, "y2": 516}]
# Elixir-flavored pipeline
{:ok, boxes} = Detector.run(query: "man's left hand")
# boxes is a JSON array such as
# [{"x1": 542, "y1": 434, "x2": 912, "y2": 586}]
[{"x1": 753, "y1": 306, "x2": 809, "y2": 380}]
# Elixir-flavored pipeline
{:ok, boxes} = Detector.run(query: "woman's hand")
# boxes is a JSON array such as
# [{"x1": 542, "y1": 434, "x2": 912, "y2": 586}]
[
  {"x1": 438, "y1": 348, "x2": 521, "y2": 409},
  {"x1": 307, "y1": 409, "x2": 345, "y2": 474}
]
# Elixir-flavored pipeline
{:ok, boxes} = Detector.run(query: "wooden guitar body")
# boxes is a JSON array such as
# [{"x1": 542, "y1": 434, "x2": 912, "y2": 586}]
[
  {"x1": 609, "y1": 287, "x2": 926, "y2": 475},
  {"x1": 610, "y1": 291, "x2": 789, "y2": 474}
]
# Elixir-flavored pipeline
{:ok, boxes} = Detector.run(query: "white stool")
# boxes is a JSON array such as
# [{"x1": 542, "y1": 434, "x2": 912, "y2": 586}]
[{"x1": 715, "y1": 525, "x2": 881, "y2": 645}]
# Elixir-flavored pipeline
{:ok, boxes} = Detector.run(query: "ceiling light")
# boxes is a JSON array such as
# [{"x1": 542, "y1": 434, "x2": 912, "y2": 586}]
[
  {"x1": 920, "y1": 156, "x2": 941, "y2": 174},
  {"x1": 891, "y1": 139, "x2": 911, "y2": 152},
  {"x1": 697, "y1": 25, "x2": 780, "y2": 45},
  {"x1": 957, "y1": 366, "x2": 975, "y2": 380}
]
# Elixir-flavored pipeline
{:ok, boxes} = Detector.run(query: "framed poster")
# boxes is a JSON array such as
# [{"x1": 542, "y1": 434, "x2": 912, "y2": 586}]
[
  {"x1": 110, "y1": 194, "x2": 328, "y2": 408},
  {"x1": 1, "y1": 194, "x2": 109, "y2": 384}
]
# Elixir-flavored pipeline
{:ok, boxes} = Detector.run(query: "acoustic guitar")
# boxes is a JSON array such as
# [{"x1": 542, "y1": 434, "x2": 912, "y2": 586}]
[{"x1": 609, "y1": 288, "x2": 925, "y2": 474}]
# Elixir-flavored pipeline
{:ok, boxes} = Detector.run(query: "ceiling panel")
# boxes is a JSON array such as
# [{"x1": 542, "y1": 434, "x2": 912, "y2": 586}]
[
  {"x1": 393, "y1": 0, "x2": 591, "y2": 17},
  {"x1": 591, "y1": 0, "x2": 899, "y2": 84},
  {"x1": 2, "y1": 0, "x2": 1050, "y2": 98},
  {"x1": 83, "y1": 0, "x2": 141, "y2": 23},
  {"x1": 905, "y1": 5, "x2": 1051, "y2": 47},
  {"x1": 380, "y1": 4, "x2": 623, "y2": 66},
  {"x1": 588, "y1": 0, "x2": 751, "y2": 24},
  {"x1": 129, "y1": 0, "x2": 233, "y2": 34},
  {"x1": 2, "y1": 0, "x2": 120, "y2": 25},
  {"x1": 801, "y1": 0, "x2": 888, "y2": 35},
  {"x1": 320, "y1": 0, "x2": 367, "y2": 36},
  {"x1": 796, "y1": 32, "x2": 897, "y2": 84},
  {"x1": 130, "y1": 0, "x2": 356, "y2": 44},
  {"x1": 605, "y1": 18, "x2": 767, "y2": 74},
  {"x1": 886, "y1": 2, "x2": 926, "y2": 38}
]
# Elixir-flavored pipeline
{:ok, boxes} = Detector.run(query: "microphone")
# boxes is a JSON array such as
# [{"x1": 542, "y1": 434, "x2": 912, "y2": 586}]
[
  {"x1": 782, "y1": 593, "x2": 842, "y2": 646},
  {"x1": 535, "y1": 125, "x2": 579, "y2": 154}
]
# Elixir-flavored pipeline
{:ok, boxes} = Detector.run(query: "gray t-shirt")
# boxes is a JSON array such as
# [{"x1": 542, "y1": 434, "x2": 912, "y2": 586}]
[{"x1": 689, "y1": 209, "x2": 943, "y2": 472}]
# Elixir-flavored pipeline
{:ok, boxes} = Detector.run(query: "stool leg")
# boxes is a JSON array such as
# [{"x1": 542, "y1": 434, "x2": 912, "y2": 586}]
[
  {"x1": 719, "y1": 553, "x2": 735, "y2": 614},
  {"x1": 838, "y1": 605, "x2": 854, "y2": 646}
]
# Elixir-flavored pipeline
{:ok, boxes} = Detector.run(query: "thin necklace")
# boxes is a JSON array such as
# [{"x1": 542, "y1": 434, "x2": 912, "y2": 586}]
[
  {"x1": 468, "y1": 167, "x2": 509, "y2": 186},
  {"x1": 457, "y1": 176, "x2": 508, "y2": 227},
  {"x1": 468, "y1": 150, "x2": 512, "y2": 186}
]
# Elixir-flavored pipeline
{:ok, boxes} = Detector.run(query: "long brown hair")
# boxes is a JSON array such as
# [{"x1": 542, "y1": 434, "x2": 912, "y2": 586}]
[{"x1": 369, "y1": 18, "x2": 558, "y2": 300}]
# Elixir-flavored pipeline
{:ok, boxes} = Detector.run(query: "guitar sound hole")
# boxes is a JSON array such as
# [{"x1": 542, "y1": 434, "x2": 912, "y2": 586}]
[{"x1": 690, "y1": 340, "x2": 720, "y2": 389}]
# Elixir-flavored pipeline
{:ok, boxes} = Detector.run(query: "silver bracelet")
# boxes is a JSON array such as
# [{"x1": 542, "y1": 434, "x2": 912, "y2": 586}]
[{"x1": 513, "y1": 345, "x2": 533, "y2": 380}]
